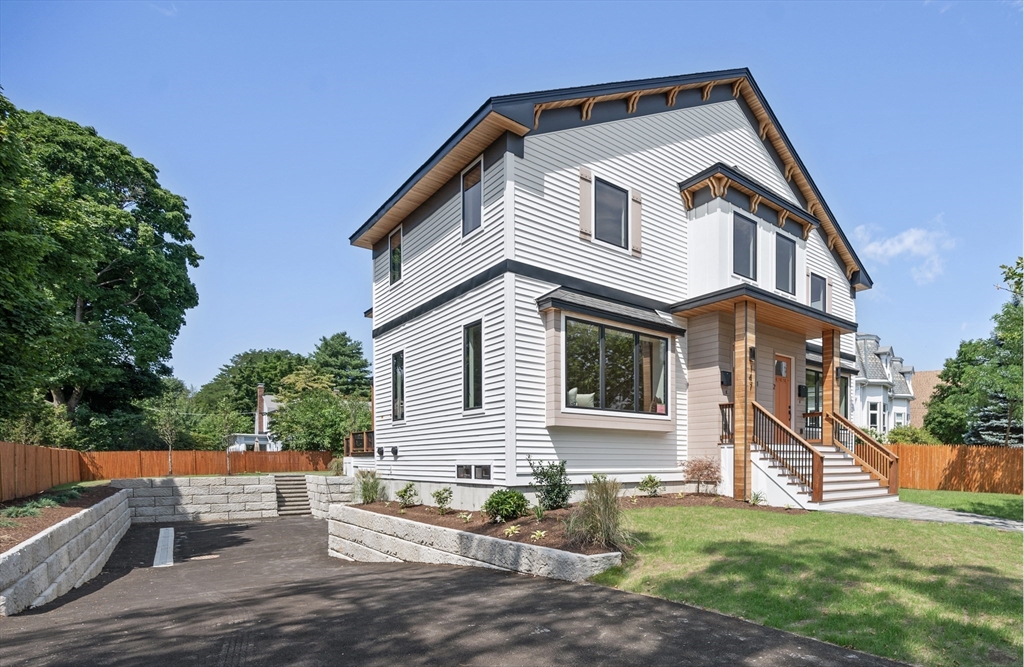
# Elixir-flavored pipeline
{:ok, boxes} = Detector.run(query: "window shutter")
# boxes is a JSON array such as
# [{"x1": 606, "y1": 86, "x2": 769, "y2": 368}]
[
  {"x1": 826, "y1": 277, "x2": 833, "y2": 314},
  {"x1": 630, "y1": 189, "x2": 642, "y2": 256},
  {"x1": 578, "y1": 167, "x2": 593, "y2": 240}
]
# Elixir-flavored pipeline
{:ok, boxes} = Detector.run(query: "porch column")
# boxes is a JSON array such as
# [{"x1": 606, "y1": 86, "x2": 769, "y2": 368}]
[
  {"x1": 733, "y1": 301, "x2": 755, "y2": 501},
  {"x1": 821, "y1": 328, "x2": 839, "y2": 446}
]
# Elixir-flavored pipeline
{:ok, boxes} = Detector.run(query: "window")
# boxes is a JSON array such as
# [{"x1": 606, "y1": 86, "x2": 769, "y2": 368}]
[
  {"x1": 462, "y1": 161, "x2": 482, "y2": 235},
  {"x1": 839, "y1": 376, "x2": 849, "y2": 418},
  {"x1": 806, "y1": 370, "x2": 822, "y2": 413},
  {"x1": 868, "y1": 401, "x2": 879, "y2": 430},
  {"x1": 564, "y1": 318, "x2": 668, "y2": 415},
  {"x1": 894, "y1": 412, "x2": 905, "y2": 427},
  {"x1": 392, "y1": 351, "x2": 404, "y2": 420},
  {"x1": 810, "y1": 273, "x2": 826, "y2": 312},
  {"x1": 473, "y1": 465, "x2": 491, "y2": 480},
  {"x1": 464, "y1": 321, "x2": 482, "y2": 410},
  {"x1": 389, "y1": 228, "x2": 402, "y2": 284},
  {"x1": 594, "y1": 178, "x2": 628, "y2": 248},
  {"x1": 733, "y1": 214, "x2": 757, "y2": 280},
  {"x1": 456, "y1": 465, "x2": 472, "y2": 479},
  {"x1": 775, "y1": 235, "x2": 796, "y2": 294}
]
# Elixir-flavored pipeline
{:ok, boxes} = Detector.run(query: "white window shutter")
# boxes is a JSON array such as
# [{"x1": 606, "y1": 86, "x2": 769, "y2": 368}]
[
  {"x1": 630, "y1": 189, "x2": 642, "y2": 256},
  {"x1": 578, "y1": 167, "x2": 593, "y2": 240}
]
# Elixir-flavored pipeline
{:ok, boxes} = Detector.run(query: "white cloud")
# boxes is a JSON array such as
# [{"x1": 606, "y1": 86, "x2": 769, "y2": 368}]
[
  {"x1": 853, "y1": 216, "x2": 955, "y2": 285},
  {"x1": 149, "y1": 3, "x2": 178, "y2": 17}
]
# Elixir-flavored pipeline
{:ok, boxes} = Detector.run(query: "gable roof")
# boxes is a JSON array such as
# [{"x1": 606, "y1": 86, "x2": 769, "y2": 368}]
[{"x1": 348, "y1": 68, "x2": 871, "y2": 289}]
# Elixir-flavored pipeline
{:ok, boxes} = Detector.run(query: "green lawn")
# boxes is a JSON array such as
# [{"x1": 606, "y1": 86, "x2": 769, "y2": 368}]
[
  {"x1": 595, "y1": 506, "x2": 1022, "y2": 667},
  {"x1": 899, "y1": 488, "x2": 1023, "y2": 521}
]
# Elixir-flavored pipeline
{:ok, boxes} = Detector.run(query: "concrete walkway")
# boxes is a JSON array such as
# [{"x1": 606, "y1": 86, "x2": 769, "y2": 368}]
[
  {"x1": 2, "y1": 516, "x2": 904, "y2": 667},
  {"x1": 821, "y1": 499, "x2": 1024, "y2": 531}
]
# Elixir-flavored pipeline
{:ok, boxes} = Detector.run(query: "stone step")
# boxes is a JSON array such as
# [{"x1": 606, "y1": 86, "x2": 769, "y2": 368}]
[{"x1": 278, "y1": 508, "x2": 312, "y2": 516}]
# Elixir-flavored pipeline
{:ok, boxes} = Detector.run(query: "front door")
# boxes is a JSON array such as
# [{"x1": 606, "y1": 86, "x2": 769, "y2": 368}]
[{"x1": 774, "y1": 355, "x2": 792, "y2": 427}]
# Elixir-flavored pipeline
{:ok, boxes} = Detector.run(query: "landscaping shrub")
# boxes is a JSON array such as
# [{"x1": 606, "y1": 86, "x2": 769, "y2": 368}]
[
  {"x1": 328, "y1": 457, "x2": 345, "y2": 476},
  {"x1": 481, "y1": 489, "x2": 529, "y2": 523},
  {"x1": 431, "y1": 486, "x2": 453, "y2": 515},
  {"x1": 565, "y1": 474, "x2": 635, "y2": 553},
  {"x1": 355, "y1": 469, "x2": 386, "y2": 504},
  {"x1": 682, "y1": 457, "x2": 722, "y2": 494},
  {"x1": 886, "y1": 425, "x2": 938, "y2": 444},
  {"x1": 527, "y1": 455, "x2": 572, "y2": 510},
  {"x1": 637, "y1": 474, "x2": 663, "y2": 497},
  {"x1": 396, "y1": 482, "x2": 419, "y2": 508},
  {"x1": 1, "y1": 505, "x2": 41, "y2": 518}
]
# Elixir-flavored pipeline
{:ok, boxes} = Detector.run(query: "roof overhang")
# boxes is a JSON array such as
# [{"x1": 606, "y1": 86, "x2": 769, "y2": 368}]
[
  {"x1": 669, "y1": 284, "x2": 857, "y2": 338},
  {"x1": 537, "y1": 287, "x2": 685, "y2": 336}
]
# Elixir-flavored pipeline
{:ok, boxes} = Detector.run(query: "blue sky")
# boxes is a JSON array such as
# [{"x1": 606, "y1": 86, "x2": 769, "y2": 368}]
[{"x1": 1, "y1": 1, "x2": 1021, "y2": 387}]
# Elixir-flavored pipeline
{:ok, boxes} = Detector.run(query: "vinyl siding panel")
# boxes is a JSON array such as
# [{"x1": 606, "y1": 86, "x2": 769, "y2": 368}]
[
  {"x1": 686, "y1": 313, "x2": 733, "y2": 460},
  {"x1": 805, "y1": 227, "x2": 857, "y2": 358}
]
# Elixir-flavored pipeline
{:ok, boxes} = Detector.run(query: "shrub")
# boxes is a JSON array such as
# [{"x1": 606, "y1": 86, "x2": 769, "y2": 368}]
[
  {"x1": 683, "y1": 457, "x2": 722, "y2": 495},
  {"x1": 749, "y1": 491, "x2": 767, "y2": 506},
  {"x1": 355, "y1": 469, "x2": 386, "y2": 504},
  {"x1": 886, "y1": 425, "x2": 938, "y2": 445},
  {"x1": 431, "y1": 486, "x2": 453, "y2": 515},
  {"x1": 527, "y1": 456, "x2": 572, "y2": 510},
  {"x1": 396, "y1": 482, "x2": 419, "y2": 508},
  {"x1": 481, "y1": 489, "x2": 529, "y2": 523},
  {"x1": 328, "y1": 457, "x2": 345, "y2": 476},
  {"x1": 637, "y1": 474, "x2": 663, "y2": 497},
  {"x1": 564, "y1": 474, "x2": 636, "y2": 553},
  {"x1": 1, "y1": 505, "x2": 41, "y2": 518}
]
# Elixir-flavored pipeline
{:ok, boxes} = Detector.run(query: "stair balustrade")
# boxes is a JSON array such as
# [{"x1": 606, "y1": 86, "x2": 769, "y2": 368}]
[
  {"x1": 828, "y1": 413, "x2": 900, "y2": 494},
  {"x1": 751, "y1": 401, "x2": 823, "y2": 502}
]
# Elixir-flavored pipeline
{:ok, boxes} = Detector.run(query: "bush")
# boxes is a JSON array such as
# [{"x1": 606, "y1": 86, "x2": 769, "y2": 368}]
[
  {"x1": 431, "y1": 486, "x2": 453, "y2": 515},
  {"x1": 637, "y1": 474, "x2": 663, "y2": 497},
  {"x1": 355, "y1": 469, "x2": 386, "y2": 504},
  {"x1": 481, "y1": 489, "x2": 529, "y2": 523},
  {"x1": 328, "y1": 457, "x2": 345, "y2": 476},
  {"x1": 564, "y1": 475, "x2": 636, "y2": 553},
  {"x1": 886, "y1": 425, "x2": 939, "y2": 445},
  {"x1": 527, "y1": 456, "x2": 572, "y2": 510},
  {"x1": 0, "y1": 505, "x2": 41, "y2": 518},
  {"x1": 683, "y1": 457, "x2": 722, "y2": 494},
  {"x1": 396, "y1": 482, "x2": 419, "y2": 508}
]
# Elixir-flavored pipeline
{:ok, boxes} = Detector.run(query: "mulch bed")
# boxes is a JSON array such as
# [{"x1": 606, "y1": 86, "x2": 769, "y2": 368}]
[
  {"x1": 354, "y1": 493, "x2": 807, "y2": 556},
  {"x1": 0, "y1": 485, "x2": 121, "y2": 554}
]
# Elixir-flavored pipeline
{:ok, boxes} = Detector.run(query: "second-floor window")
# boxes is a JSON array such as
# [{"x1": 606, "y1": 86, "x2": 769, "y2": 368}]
[
  {"x1": 776, "y1": 234, "x2": 796, "y2": 294},
  {"x1": 733, "y1": 214, "x2": 757, "y2": 280},
  {"x1": 464, "y1": 321, "x2": 482, "y2": 410},
  {"x1": 594, "y1": 178, "x2": 629, "y2": 249},
  {"x1": 810, "y1": 273, "x2": 826, "y2": 311},
  {"x1": 392, "y1": 351, "x2": 405, "y2": 420},
  {"x1": 462, "y1": 161, "x2": 482, "y2": 236},
  {"x1": 389, "y1": 228, "x2": 402, "y2": 284}
]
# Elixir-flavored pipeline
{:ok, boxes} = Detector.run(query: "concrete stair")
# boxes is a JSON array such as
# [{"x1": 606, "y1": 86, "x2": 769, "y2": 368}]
[
  {"x1": 755, "y1": 442, "x2": 897, "y2": 509},
  {"x1": 274, "y1": 475, "x2": 311, "y2": 516}
]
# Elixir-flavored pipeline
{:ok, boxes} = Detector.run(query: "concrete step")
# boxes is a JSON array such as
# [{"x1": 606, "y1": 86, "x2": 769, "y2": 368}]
[
  {"x1": 812, "y1": 494, "x2": 900, "y2": 510},
  {"x1": 822, "y1": 480, "x2": 885, "y2": 492},
  {"x1": 821, "y1": 487, "x2": 892, "y2": 502},
  {"x1": 278, "y1": 508, "x2": 312, "y2": 516},
  {"x1": 821, "y1": 472, "x2": 874, "y2": 482}
]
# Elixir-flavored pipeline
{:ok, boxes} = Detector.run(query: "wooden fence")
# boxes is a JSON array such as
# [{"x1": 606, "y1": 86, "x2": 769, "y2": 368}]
[
  {"x1": 0, "y1": 442, "x2": 82, "y2": 503},
  {"x1": 892, "y1": 443, "x2": 1023, "y2": 495}
]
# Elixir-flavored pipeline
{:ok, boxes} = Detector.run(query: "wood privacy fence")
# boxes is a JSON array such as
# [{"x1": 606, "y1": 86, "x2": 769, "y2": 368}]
[
  {"x1": 1, "y1": 444, "x2": 333, "y2": 502},
  {"x1": 892, "y1": 443, "x2": 1023, "y2": 495}
]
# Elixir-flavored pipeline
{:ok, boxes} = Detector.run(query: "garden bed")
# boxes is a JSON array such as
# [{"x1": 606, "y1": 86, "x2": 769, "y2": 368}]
[
  {"x1": 0, "y1": 484, "x2": 120, "y2": 552},
  {"x1": 620, "y1": 493, "x2": 809, "y2": 514}
]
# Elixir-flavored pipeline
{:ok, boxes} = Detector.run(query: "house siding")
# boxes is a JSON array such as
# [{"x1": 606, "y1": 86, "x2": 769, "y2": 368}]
[{"x1": 685, "y1": 312, "x2": 733, "y2": 460}]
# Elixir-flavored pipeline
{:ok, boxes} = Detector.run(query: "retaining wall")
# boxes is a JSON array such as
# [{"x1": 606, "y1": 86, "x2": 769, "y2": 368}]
[
  {"x1": 305, "y1": 476, "x2": 354, "y2": 519},
  {"x1": 328, "y1": 504, "x2": 621, "y2": 583},
  {"x1": 0, "y1": 489, "x2": 130, "y2": 616},
  {"x1": 110, "y1": 476, "x2": 278, "y2": 523}
]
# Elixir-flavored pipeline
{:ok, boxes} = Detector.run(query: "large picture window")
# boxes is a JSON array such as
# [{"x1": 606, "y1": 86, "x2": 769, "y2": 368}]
[
  {"x1": 594, "y1": 178, "x2": 628, "y2": 248},
  {"x1": 565, "y1": 318, "x2": 668, "y2": 415},
  {"x1": 733, "y1": 214, "x2": 757, "y2": 280},
  {"x1": 463, "y1": 321, "x2": 482, "y2": 410},
  {"x1": 392, "y1": 351, "x2": 405, "y2": 421},
  {"x1": 389, "y1": 228, "x2": 402, "y2": 285},
  {"x1": 462, "y1": 161, "x2": 482, "y2": 236},
  {"x1": 776, "y1": 234, "x2": 796, "y2": 294}
]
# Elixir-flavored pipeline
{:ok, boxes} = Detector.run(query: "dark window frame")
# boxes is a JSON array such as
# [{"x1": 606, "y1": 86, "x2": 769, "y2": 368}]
[
  {"x1": 733, "y1": 213, "x2": 757, "y2": 280},
  {"x1": 392, "y1": 350, "x2": 405, "y2": 421},
  {"x1": 775, "y1": 233, "x2": 796, "y2": 295},
  {"x1": 593, "y1": 177, "x2": 630, "y2": 249},
  {"x1": 463, "y1": 320, "x2": 483, "y2": 410},
  {"x1": 461, "y1": 159, "x2": 483, "y2": 236},
  {"x1": 389, "y1": 228, "x2": 402, "y2": 285},
  {"x1": 810, "y1": 273, "x2": 827, "y2": 312}
]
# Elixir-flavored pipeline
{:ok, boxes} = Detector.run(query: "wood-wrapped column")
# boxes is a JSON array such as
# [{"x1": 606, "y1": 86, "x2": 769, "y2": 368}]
[
  {"x1": 821, "y1": 328, "x2": 839, "y2": 447},
  {"x1": 733, "y1": 301, "x2": 755, "y2": 501}
]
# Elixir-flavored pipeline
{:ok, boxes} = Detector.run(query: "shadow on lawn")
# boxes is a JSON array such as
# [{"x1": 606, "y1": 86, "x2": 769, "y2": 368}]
[
  {"x1": 953, "y1": 496, "x2": 1023, "y2": 522},
  {"x1": 604, "y1": 537, "x2": 1022, "y2": 666}
]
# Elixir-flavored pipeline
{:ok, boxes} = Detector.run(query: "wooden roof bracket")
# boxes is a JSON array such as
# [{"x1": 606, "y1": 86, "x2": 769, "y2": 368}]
[
  {"x1": 777, "y1": 209, "x2": 789, "y2": 228},
  {"x1": 626, "y1": 91, "x2": 642, "y2": 114},
  {"x1": 533, "y1": 106, "x2": 543, "y2": 129},
  {"x1": 732, "y1": 79, "x2": 744, "y2": 98},
  {"x1": 701, "y1": 81, "x2": 716, "y2": 101},
  {"x1": 681, "y1": 188, "x2": 694, "y2": 210},
  {"x1": 666, "y1": 86, "x2": 682, "y2": 107},
  {"x1": 784, "y1": 164, "x2": 797, "y2": 182},
  {"x1": 758, "y1": 120, "x2": 771, "y2": 140},
  {"x1": 749, "y1": 193, "x2": 762, "y2": 214},
  {"x1": 581, "y1": 98, "x2": 596, "y2": 121},
  {"x1": 801, "y1": 223, "x2": 812, "y2": 241},
  {"x1": 709, "y1": 174, "x2": 729, "y2": 198}
]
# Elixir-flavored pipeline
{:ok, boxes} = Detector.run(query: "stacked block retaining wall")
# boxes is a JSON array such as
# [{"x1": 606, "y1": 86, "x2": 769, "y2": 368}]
[
  {"x1": 111, "y1": 476, "x2": 278, "y2": 523},
  {"x1": 305, "y1": 476, "x2": 354, "y2": 518}
]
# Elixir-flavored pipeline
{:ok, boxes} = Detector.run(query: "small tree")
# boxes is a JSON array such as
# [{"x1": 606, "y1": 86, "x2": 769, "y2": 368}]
[
  {"x1": 683, "y1": 457, "x2": 722, "y2": 495},
  {"x1": 527, "y1": 456, "x2": 572, "y2": 510}
]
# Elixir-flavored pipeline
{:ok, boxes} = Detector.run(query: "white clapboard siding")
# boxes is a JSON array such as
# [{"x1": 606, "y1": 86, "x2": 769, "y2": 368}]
[
  {"x1": 512, "y1": 275, "x2": 687, "y2": 483},
  {"x1": 372, "y1": 157, "x2": 506, "y2": 325},
  {"x1": 372, "y1": 277, "x2": 507, "y2": 483},
  {"x1": 805, "y1": 226, "x2": 858, "y2": 357}
]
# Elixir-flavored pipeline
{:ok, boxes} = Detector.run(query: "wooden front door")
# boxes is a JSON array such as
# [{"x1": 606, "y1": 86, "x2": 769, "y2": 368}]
[{"x1": 774, "y1": 355, "x2": 792, "y2": 427}]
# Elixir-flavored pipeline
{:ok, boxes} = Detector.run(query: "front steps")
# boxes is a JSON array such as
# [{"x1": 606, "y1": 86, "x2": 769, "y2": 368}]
[{"x1": 274, "y1": 474, "x2": 311, "y2": 516}]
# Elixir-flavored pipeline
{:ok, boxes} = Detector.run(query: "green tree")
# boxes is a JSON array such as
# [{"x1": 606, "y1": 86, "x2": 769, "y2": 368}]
[
  {"x1": 195, "y1": 349, "x2": 309, "y2": 416},
  {"x1": 270, "y1": 390, "x2": 371, "y2": 451},
  {"x1": 310, "y1": 332, "x2": 372, "y2": 397}
]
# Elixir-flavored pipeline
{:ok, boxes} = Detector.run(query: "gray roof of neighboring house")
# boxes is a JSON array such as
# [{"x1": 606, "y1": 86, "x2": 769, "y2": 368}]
[
  {"x1": 536, "y1": 287, "x2": 686, "y2": 336},
  {"x1": 856, "y1": 335, "x2": 890, "y2": 382},
  {"x1": 890, "y1": 359, "x2": 913, "y2": 397}
]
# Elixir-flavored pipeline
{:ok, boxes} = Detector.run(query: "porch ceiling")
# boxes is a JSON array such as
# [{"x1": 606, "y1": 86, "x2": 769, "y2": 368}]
[{"x1": 669, "y1": 284, "x2": 857, "y2": 338}]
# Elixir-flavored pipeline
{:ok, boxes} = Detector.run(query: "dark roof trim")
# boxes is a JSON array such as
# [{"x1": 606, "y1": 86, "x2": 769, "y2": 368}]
[
  {"x1": 537, "y1": 287, "x2": 686, "y2": 336},
  {"x1": 678, "y1": 162, "x2": 820, "y2": 229},
  {"x1": 363, "y1": 307, "x2": 373, "y2": 319},
  {"x1": 669, "y1": 283, "x2": 858, "y2": 333}
]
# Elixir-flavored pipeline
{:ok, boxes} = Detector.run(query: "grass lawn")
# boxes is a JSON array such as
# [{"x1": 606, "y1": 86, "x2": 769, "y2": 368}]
[
  {"x1": 899, "y1": 488, "x2": 1023, "y2": 521},
  {"x1": 594, "y1": 505, "x2": 1022, "y2": 667}
]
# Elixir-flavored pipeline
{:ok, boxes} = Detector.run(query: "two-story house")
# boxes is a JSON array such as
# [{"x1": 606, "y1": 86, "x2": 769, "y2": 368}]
[
  {"x1": 852, "y1": 334, "x2": 916, "y2": 436},
  {"x1": 348, "y1": 69, "x2": 899, "y2": 510}
]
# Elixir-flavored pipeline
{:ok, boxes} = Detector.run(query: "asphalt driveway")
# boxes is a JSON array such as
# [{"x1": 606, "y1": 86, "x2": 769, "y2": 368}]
[{"x1": 2, "y1": 516, "x2": 902, "y2": 666}]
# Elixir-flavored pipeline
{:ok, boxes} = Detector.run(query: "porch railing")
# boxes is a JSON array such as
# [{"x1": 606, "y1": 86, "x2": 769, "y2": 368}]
[
  {"x1": 345, "y1": 431, "x2": 375, "y2": 457},
  {"x1": 829, "y1": 413, "x2": 899, "y2": 494},
  {"x1": 802, "y1": 412, "x2": 822, "y2": 442},
  {"x1": 752, "y1": 401, "x2": 823, "y2": 502},
  {"x1": 719, "y1": 403, "x2": 734, "y2": 444}
]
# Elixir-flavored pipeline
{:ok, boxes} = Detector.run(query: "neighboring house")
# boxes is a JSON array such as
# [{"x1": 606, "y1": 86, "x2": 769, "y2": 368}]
[
  {"x1": 851, "y1": 334, "x2": 915, "y2": 436},
  {"x1": 241, "y1": 383, "x2": 282, "y2": 452},
  {"x1": 348, "y1": 69, "x2": 898, "y2": 509},
  {"x1": 909, "y1": 370, "x2": 942, "y2": 430}
]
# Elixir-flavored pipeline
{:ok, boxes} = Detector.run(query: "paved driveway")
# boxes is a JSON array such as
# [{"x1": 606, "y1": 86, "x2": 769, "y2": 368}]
[{"x1": 3, "y1": 517, "x2": 902, "y2": 666}]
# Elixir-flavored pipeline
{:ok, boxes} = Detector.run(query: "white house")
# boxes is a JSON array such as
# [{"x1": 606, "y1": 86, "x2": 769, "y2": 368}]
[
  {"x1": 851, "y1": 334, "x2": 915, "y2": 436},
  {"x1": 348, "y1": 69, "x2": 899, "y2": 510}
]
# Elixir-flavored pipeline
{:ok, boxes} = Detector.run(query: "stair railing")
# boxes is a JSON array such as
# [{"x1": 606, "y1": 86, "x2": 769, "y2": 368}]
[
  {"x1": 828, "y1": 413, "x2": 899, "y2": 494},
  {"x1": 751, "y1": 401, "x2": 823, "y2": 502}
]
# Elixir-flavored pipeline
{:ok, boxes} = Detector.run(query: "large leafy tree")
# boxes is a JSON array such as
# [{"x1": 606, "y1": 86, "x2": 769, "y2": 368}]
[
  {"x1": 310, "y1": 332, "x2": 372, "y2": 397},
  {"x1": 196, "y1": 349, "x2": 309, "y2": 416}
]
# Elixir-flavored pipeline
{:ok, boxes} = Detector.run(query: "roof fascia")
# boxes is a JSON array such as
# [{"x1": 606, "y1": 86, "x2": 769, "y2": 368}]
[{"x1": 669, "y1": 283, "x2": 858, "y2": 333}]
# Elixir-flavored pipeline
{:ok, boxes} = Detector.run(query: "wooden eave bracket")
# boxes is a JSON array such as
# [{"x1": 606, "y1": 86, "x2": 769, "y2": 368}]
[
  {"x1": 533, "y1": 106, "x2": 543, "y2": 129},
  {"x1": 681, "y1": 188, "x2": 694, "y2": 210},
  {"x1": 626, "y1": 91, "x2": 642, "y2": 114},
  {"x1": 581, "y1": 98, "x2": 596, "y2": 121},
  {"x1": 749, "y1": 194, "x2": 762, "y2": 214},
  {"x1": 776, "y1": 210, "x2": 789, "y2": 228},
  {"x1": 701, "y1": 82, "x2": 717, "y2": 101},
  {"x1": 709, "y1": 174, "x2": 729, "y2": 198},
  {"x1": 784, "y1": 164, "x2": 797, "y2": 182},
  {"x1": 666, "y1": 86, "x2": 682, "y2": 107},
  {"x1": 732, "y1": 79, "x2": 744, "y2": 98},
  {"x1": 758, "y1": 120, "x2": 771, "y2": 140}
]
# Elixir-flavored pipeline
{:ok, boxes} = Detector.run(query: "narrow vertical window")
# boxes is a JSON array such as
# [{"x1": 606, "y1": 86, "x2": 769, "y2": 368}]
[
  {"x1": 392, "y1": 351, "x2": 405, "y2": 420},
  {"x1": 389, "y1": 229, "x2": 402, "y2": 285},
  {"x1": 810, "y1": 273, "x2": 827, "y2": 311},
  {"x1": 464, "y1": 321, "x2": 482, "y2": 410},
  {"x1": 775, "y1": 235, "x2": 796, "y2": 294},
  {"x1": 462, "y1": 162, "x2": 482, "y2": 236},
  {"x1": 733, "y1": 215, "x2": 757, "y2": 280},
  {"x1": 839, "y1": 376, "x2": 849, "y2": 418},
  {"x1": 868, "y1": 401, "x2": 879, "y2": 430},
  {"x1": 594, "y1": 178, "x2": 629, "y2": 248}
]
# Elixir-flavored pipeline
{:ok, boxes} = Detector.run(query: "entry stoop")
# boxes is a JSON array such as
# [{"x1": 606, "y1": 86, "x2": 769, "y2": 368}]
[{"x1": 274, "y1": 474, "x2": 311, "y2": 516}]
